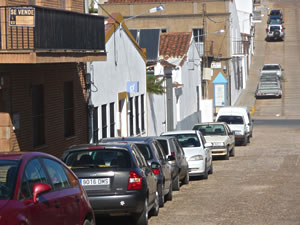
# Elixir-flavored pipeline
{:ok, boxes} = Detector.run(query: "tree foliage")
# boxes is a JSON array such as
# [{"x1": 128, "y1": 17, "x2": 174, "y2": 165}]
[{"x1": 147, "y1": 75, "x2": 166, "y2": 95}]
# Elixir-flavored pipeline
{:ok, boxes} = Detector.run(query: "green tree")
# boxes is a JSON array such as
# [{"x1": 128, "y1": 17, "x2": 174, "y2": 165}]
[{"x1": 147, "y1": 74, "x2": 166, "y2": 95}]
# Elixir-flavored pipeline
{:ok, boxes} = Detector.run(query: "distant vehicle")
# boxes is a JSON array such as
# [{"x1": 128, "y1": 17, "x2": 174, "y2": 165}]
[
  {"x1": 62, "y1": 143, "x2": 160, "y2": 225},
  {"x1": 256, "y1": 77, "x2": 282, "y2": 98},
  {"x1": 0, "y1": 152, "x2": 95, "y2": 225},
  {"x1": 267, "y1": 17, "x2": 283, "y2": 25},
  {"x1": 269, "y1": 9, "x2": 283, "y2": 18},
  {"x1": 156, "y1": 136, "x2": 189, "y2": 190},
  {"x1": 100, "y1": 137, "x2": 173, "y2": 208},
  {"x1": 266, "y1": 24, "x2": 285, "y2": 41},
  {"x1": 260, "y1": 64, "x2": 284, "y2": 79},
  {"x1": 192, "y1": 122, "x2": 235, "y2": 160},
  {"x1": 161, "y1": 130, "x2": 213, "y2": 179},
  {"x1": 216, "y1": 107, "x2": 253, "y2": 146}
]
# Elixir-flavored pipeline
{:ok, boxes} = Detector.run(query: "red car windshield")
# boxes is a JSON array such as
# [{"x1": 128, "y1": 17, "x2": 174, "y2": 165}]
[{"x1": 0, "y1": 160, "x2": 19, "y2": 200}]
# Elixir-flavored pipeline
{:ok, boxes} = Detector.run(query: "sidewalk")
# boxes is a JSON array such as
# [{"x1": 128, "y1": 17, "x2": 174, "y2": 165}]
[{"x1": 234, "y1": 4, "x2": 269, "y2": 115}]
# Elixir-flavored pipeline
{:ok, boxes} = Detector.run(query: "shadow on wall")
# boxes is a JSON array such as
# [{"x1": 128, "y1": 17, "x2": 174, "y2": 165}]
[{"x1": 176, "y1": 111, "x2": 201, "y2": 130}]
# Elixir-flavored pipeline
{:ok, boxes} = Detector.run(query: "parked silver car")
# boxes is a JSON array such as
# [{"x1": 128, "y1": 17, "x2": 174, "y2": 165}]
[
  {"x1": 260, "y1": 64, "x2": 284, "y2": 79},
  {"x1": 156, "y1": 136, "x2": 189, "y2": 191},
  {"x1": 192, "y1": 122, "x2": 235, "y2": 160},
  {"x1": 255, "y1": 76, "x2": 282, "y2": 98},
  {"x1": 266, "y1": 24, "x2": 285, "y2": 41}
]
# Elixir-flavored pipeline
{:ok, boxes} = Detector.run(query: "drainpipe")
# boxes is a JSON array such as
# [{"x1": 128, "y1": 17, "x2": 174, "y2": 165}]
[{"x1": 85, "y1": 0, "x2": 94, "y2": 143}]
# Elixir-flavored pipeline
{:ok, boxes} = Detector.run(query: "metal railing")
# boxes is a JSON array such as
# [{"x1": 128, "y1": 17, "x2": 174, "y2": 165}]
[
  {"x1": 232, "y1": 40, "x2": 249, "y2": 55},
  {"x1": 0, "y1": 6, "x2": 105, "y2": 51}
]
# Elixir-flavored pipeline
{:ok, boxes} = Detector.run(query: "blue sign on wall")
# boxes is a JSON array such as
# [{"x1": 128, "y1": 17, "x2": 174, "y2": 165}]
[
  {"x1": 127, "y1": 81, "x2": 139, "y2": 93},
  {"x1": 213, "y1": 72, "x2": 227, "y2": 107}
]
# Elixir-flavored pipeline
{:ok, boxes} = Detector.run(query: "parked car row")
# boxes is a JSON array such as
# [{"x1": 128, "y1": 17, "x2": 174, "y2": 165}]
[
  {"x1": 266, "y1": 9, "x2": 285, "y2": 42},
  {"x1": 0, "y1": 107, "x2": 253, "y2": 225},
  {"x1": 256, "y1": 64, "x2": 283, "y2": 98}
]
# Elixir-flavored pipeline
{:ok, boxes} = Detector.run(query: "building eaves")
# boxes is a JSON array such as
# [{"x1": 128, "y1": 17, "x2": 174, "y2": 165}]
[{"x1": 105, "y1": 13, "x2": 146, "y2": 62}]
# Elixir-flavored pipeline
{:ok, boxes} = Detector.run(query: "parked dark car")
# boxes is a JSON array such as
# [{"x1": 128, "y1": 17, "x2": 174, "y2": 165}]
[
  {"x1": 62, "y1": 143, "x2": 159, "y2": 225},
  {"x1": 0, "y1": 152, "x2": 95, "y2": 225},
  {"x1": 101, "y1": 137, "x2": 172, "y2": 208},
  {"x1": 156, "y1": 136, "x2": 189, "y2": 191}
]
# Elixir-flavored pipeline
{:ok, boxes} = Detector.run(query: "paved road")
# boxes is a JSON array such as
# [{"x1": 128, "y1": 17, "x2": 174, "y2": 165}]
[{"x1": 97, "y1": 1, "x2": 300, "y2": 224}]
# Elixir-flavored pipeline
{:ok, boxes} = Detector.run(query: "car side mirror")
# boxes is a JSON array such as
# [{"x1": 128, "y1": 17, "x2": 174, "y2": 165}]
[
  {"x1": 167, "y1": 155, "x2": 176, "y2": 161},
  {"x1": 32, "y1": 183, "x2": 52, "y2": 203},
  {"x1": 204, "y1": 143, "x2": 212, "y2": 148}
]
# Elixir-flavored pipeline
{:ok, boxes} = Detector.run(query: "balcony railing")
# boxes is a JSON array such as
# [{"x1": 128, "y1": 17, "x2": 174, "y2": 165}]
[
  {"x1": 232, "y1": 40, "x2": 249, "y2": 56},
  {"x1": 0, "y1": 6, "x2": 105, "y2": 52}
]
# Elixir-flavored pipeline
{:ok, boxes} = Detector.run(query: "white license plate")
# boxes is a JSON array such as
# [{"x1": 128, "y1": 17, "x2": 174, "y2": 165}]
[{"x1": 80, "y1": 178, "x2": 110, "y2": 186}]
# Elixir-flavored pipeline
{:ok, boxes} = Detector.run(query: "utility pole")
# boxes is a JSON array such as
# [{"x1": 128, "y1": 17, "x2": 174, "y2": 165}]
[{"x1": 202, "y1": 3, "x2": 207, "y2": 99}]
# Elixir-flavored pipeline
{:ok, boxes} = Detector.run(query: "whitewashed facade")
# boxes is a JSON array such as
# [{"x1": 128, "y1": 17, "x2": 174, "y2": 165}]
[{"x1": 88, "y1": 16, "x2": 147, "y2": 141}]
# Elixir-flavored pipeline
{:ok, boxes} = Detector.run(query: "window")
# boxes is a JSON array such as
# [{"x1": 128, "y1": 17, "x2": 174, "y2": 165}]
[
  {"x1": 141, "y1": 95, "x2": 145, "y2": 132},
  {"x1": 64, "y1": 81, "x2": 74, "y2": 137},
  {"x1": 135, "y1": 96, "x2": 140, "y2": 134},
  {"x1": 101, "y1": 104, "x2": 107, "y2": 138},
  {"x1": 20, "y1": 158, "x2": 49, "y2": 200},
  {"x1": 193, "y1": 28, "x2": 204, "y2": 42},
  {"x1": 110, "y1": 102, "x2": 115, "y2": 137},
  {"x1": 93, "y1": 107, "x2": 99, "y2": 142},
  {"x1": 42, "y1": 158, "x2": 70, "y2": 190},
  {"x1": 32, "y1": 84, "x2": 45, "y2": 147},
  {"x1": 129, "y1": 97, "x2": 134, "y2": 136}
]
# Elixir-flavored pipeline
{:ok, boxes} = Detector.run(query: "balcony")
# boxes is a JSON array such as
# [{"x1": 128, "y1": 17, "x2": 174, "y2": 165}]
[
  {"x1": 0, "y1": 6, "x2": 106, "y2": 63},
  {"x1": 232, "y1": 40, "x2": 249, "y2": 56}
]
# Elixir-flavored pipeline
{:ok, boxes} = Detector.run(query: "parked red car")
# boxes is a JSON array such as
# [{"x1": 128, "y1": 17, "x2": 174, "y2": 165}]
[{"x1": 0, "y1": 152, "x2": 95, "y2": 225}]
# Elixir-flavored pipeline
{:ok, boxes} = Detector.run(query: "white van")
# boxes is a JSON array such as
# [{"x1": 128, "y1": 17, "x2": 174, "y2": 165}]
[{"x1": 215, "y1": 107, "x2": 253, "y2": 146}]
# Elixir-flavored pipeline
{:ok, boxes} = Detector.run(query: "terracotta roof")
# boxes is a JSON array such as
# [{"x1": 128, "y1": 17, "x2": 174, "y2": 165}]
[{"x1": 159, "y1": 32, "x2": 192, "y2": 58}]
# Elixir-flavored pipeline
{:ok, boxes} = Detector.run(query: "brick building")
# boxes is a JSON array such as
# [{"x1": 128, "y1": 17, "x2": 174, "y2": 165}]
[{"x1": 0, "y1": 0, "x2": 106, "y2": 156}]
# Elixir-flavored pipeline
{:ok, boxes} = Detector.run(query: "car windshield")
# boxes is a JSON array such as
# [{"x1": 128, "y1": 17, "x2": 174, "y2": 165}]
[
  {"x1": 193, "y1": 124, "x2": 225, "y2": 136},
  {"x1": 65, "y1": 149, "x2": 132, "y2": 168},
  {"x1": 135, "y1": 143, "x2": 154, "y2": 160},
  {"x1": 217, "y1": 116, "x2": 244, "y2": 125},
  {"x1": 0, "y1": 160, "x2": 19, "y2": 200},
  {"x1": 262, "y1": 65, "x2": 280, "y2": 70},
  {"x1": 167, "y1": 134, "x2": 200, "y2": 148}
]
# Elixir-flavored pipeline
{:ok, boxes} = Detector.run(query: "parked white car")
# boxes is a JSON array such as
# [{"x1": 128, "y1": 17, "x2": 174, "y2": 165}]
[
  {"x1": 260, "y1": 64, "x2": 284, "y2": 79},
  {"x1": 161, "y1": 130, "x2": 213, "y2": 179},
  {"x1": 192, "y1": 122, "x2": 235, "y2": 160}
]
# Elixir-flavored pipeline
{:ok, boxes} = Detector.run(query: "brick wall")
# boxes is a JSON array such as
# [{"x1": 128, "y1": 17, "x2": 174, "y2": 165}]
[{"x1": 0, "y1": 63, "x2": 88, "y2": 157}]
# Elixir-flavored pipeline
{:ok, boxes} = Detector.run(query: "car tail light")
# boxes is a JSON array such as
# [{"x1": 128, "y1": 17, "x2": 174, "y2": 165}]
[
  {"x1": 128, "y1": 171, "x2": 142, "y2": 190},
  {"x1": 152, "y1": 168, "x2": 161, "y2": 175},
  {"x1": 281, "y1": 29, "x2": 283, "y2": 32},
  {"x1": 171, "y1": 151, "x2": 176, "y2": 158}
]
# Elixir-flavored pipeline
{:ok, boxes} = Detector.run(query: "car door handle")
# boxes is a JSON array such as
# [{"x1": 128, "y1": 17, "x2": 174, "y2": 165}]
[{"x1": 54, "y1": 201, "x2": 60, "y2": 208}]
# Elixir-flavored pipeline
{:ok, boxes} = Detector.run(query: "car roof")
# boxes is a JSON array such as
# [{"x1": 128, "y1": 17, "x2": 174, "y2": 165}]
[
  {"x1": 0, "y1": 151, "x2": 58, "y2": 161},
  {"x1": 193, "y1": 122, "x2": 227, "y2": 126},
  {"x1": 162, "y1": 130, "x2": 198, "y2": 135},
  {"x1": 263, "y1": 64, "x2": 280, "y2": 66},
  {"x1": 66, "y1": 143, "x2": 133, "y2": 152}
]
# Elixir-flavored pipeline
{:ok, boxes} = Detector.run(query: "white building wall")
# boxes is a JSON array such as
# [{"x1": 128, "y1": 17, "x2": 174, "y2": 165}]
[{"x1": 90, "y1": 26, "x2": 146, "y2": 139}]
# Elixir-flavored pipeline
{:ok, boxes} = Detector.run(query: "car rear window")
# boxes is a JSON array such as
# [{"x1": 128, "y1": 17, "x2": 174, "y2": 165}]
[
  {"x1": 0, "y1": 160, "x2": 19, "y2": 200},
  {"x1": 65, "y1": 149, "x2": 132, "y2": 168},
  {"x1": 263, "y1": 65, "x2": 280, "y2": 70},
  {"x1": 157, "y1": 140, "x2": 169, "y2": 155},
  {"x1": 270, "y1": 26, "x2": 280, "y2": 31},
  {"x1": 135, "y1": 143, "x2": 154, "y2": 160},
  {"x1": 217, "y1": 115, "x2": 244, "y2": 124}
]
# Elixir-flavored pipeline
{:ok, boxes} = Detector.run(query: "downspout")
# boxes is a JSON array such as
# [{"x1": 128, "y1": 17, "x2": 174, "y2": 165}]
[{"x1": 85, "y1": 0, "x2": 94, "y2": 143}]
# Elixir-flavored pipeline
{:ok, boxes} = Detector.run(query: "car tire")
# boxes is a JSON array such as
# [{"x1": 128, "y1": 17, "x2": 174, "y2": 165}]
[
  {"x1": 224, "y1": 147, "x2": 230, "y2": 160},
  {"x1": 230, "y1": 147, "x2": 235, "y2": 157},
  {"x1": 182, "y1": 172, "x2": 189, "y2": 185},
  {"x1": 242, "y1": 136, "x2": 248, "y2": 146},
  {"x1": 149, "y1": 191, "x2": 159, "y2": 217},
  {"x1": 158, "y1": 184, "x2": 164, "y2": 207},
  {"x1": 165, "y1": 182, "x2": 173, "y2": 201},
  {"x1": 172, "y1": 175, "x2": 180, "y2": 191},
  {"x1": 208, "y1": 161, "x2": 213, "y2": 175},
  {"x1": 83, "y1": 219, "x2": 93, "y2": 225},
  {"x1": 202, "y1": 161, "x2": 208, "y2": 179},
  {"x1": 134, "y1": 198, "x2": 148, "y2": 225}
]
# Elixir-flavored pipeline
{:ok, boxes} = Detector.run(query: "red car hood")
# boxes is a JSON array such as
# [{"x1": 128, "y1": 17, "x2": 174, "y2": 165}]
[{"x1": 0, "y1": 200, "x2": 9, "y2": 210}]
